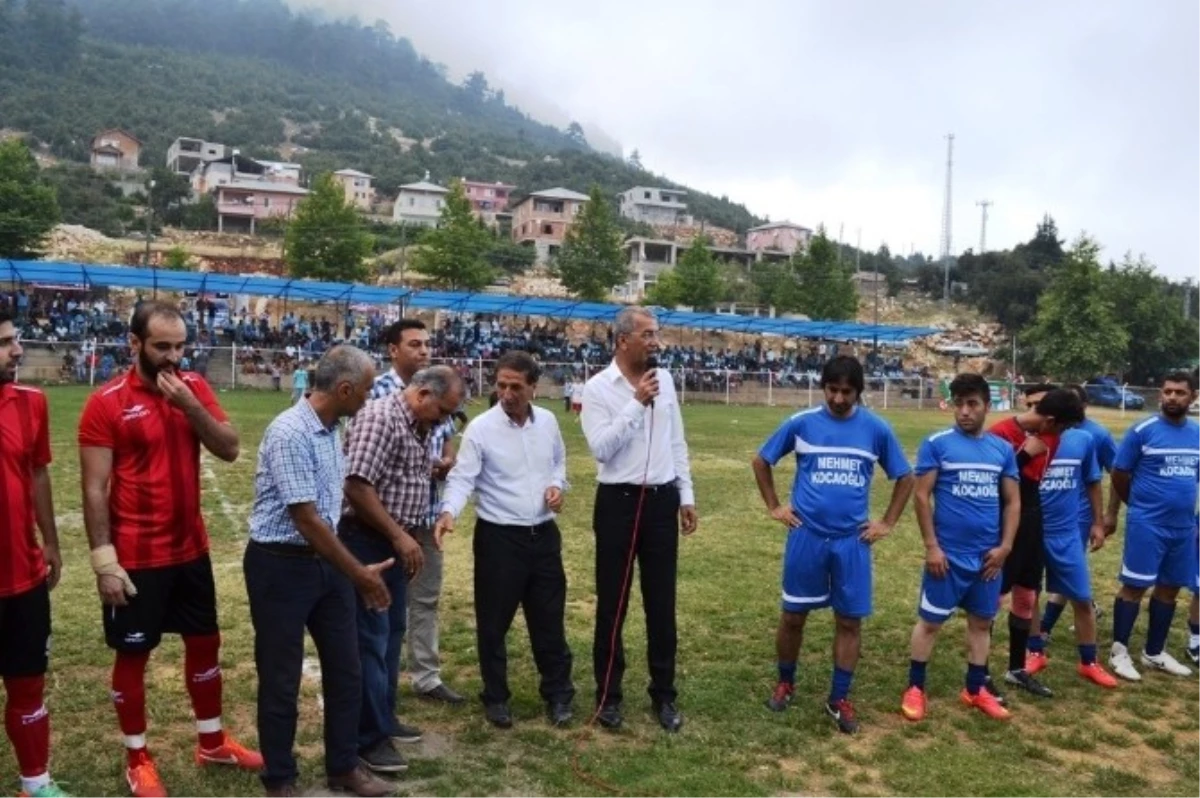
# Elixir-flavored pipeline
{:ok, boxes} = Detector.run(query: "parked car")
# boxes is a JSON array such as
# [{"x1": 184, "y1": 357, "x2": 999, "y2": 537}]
[{"x1": 1085, "y1": 382, "x2": 1145, "y2": 410}]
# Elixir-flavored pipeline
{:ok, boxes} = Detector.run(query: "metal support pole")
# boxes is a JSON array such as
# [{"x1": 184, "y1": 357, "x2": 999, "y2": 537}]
[
  {"x1": 231, "y1": 343, "x2": 237, "y2": 390},
  {"x1": 883, "y1": 378, "x2": 889, "y2": 410},
  {"x1": 767, "y1": 371, "x2": 773, "y2": 407},
  {"x1": 88, "y1": 339, "x2": 97, "y2": 386},
  {"x1": 725, "y1": 370, "x2": 730, "y2": 405}
]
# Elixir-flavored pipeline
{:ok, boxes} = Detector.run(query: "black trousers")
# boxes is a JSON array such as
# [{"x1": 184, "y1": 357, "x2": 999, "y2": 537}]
[
  {"x1": 592, "y1": 483, "x2": 680, "y2": 706},
  {"x1": 474, "y1": 518, "x2": 574, "y2": 706},
  {"x1": 244, "y1": 542, "x2": 361, "y2": 790}
]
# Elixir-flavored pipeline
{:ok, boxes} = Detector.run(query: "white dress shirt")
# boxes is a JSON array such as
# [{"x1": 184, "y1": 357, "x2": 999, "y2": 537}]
[
  {"x1": 440, "y1": 404, "x2": 568, "y2": 526},
  {"x1": 580, "y1": 360, "x2": 695, "y2": 506}
]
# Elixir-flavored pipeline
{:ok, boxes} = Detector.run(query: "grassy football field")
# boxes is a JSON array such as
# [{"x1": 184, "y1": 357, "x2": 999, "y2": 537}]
[{"x1": 4, "y1": 388, "x2": 1197, "y2": 797}]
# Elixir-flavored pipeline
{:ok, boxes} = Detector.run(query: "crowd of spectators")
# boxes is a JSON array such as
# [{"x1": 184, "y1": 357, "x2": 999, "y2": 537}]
[{"x1": 6, "y1": 287, "x2": 927, "y2": 393}]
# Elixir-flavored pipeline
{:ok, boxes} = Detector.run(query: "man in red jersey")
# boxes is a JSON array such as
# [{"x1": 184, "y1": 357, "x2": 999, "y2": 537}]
[
  {"x1": 0, "y1": 313, "x2": 68, "y2": 797},
  {"x1": 988, "y1": 383, "x2": 1060, "y2": 700},
  {"x1": 79, "y1": 301, "x2": 261, "y2": 798}
]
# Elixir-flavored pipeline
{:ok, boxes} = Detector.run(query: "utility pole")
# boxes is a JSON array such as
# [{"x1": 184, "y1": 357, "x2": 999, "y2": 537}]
[
  {"x1": 837, "y1": 222, "x2": 845, "y2": 265},
  {"x1": 144, "y1": 178, "x2": 157, "y2": 297},
  {"x1": 976, "y1": 199, "x2": 992, "y2": 254},
  {"x1": 873, "y1": 238, "x2": 881, "y2": 354},
  {"x1": 855, "y1": 228, "x2": 862, "y2": 274},
  {"x1": 940, "y1": 133, "x2": 955, "y2": 305}
]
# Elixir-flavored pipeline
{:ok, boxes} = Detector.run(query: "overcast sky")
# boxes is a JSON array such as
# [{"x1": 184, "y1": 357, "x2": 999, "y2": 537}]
[{"x1": 294, "y1": 0, "x2": 1198, "y2": 280}]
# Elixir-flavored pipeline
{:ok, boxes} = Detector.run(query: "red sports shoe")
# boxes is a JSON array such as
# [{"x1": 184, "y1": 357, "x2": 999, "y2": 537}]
[
  {"x1": 900, "y1": 686, "x2": 926, "y2": 721},
  {"x1": 1025, "y1": 651, "x2": 1049, "y2": 675},
  {"x1": 194, "y1": 735, "x2": 264, "y2": 771},
  {"x1": 126, "y1": 749, "x2": 167, "y2": 798},
  {"x1": 1077, "y1": 661, "x2": 1118, "y2": 688},
  {"x1": 959, "y1": 688, "x2": 1011, "y2": 720}
]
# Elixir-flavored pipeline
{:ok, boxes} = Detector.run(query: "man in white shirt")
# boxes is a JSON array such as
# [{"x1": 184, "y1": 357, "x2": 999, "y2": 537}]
[
  {"x1": 580, "y1": 306, "x2": 698, "y2": 733},
  {"x1": 435, "y1": 351, "x2": 574, "y2": 729}
]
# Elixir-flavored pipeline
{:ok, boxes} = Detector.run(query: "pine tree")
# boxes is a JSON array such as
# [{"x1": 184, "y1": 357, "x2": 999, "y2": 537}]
[
  {"x1": 285, "y1": 172, "x2": 373, "y2": 282},
  {"x1": 411, "y1": 180, "x2": 495, "y2": 290},
  {"x1": 0, "y1": 139, "x2": 60, "y2": 258},
  {"x1": 793, "y1": 227, "x2": 857, "y2": 320},
  {"x1": 553, "y1": 185, "x2": 627, "y2": 301}
]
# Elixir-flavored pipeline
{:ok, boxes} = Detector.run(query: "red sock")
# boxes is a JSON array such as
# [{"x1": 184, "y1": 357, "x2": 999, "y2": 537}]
[
  {"x1": 112, "y1": 650, "x2": 149, "y2": 760},
  {"x1": 183, "y1": 633, "x2": 224, "y2": 749},
  {"x1": 3, "y1": 675, "x2": 49, "y2": 779}
]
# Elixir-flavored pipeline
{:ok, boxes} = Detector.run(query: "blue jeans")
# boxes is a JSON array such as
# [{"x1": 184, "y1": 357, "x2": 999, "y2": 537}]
[{"x1": 340, "y1": 521, "x2": 409, "y2": 752}]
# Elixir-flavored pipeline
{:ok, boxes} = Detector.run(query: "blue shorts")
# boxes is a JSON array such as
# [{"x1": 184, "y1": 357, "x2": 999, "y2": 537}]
[
  {"x1": 781, "y1": 528, "x2": 872, "y2": 618},
  {"x1": 1119, "y1": 524, "x2": 1195, "y2": 589},
  {"x1": 1191, "y1": 532, "x2": 1199, "y2": 595},
  {"x1": 1044, "y1": 533, "x2": 1092, "y2": 602},
  {"x1": 917, "y1": 556, "x2": 1001, "y2": 624}
]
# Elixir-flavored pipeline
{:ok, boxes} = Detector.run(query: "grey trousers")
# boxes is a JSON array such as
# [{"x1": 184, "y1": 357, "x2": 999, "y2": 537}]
[{"x1": 405, "y1": 526, "x2": 445, "y2": 692}]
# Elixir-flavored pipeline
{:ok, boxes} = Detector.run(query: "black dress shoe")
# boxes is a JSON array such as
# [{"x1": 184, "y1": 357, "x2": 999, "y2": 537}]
[
  {"x1": 484, "y1": 702, "x2": 513, "y2": 728},
  {"x1": 653, "y1": 701, "x2": 683, "y2": 733},
  {"x1": 595, "y1": 703, "x2": 622, "y2": 730},
  {"x1": 420, "y1": 683, "x2": 467, "y2": 705},
  {"x1": 546, "y1": 701, "x2": 573, "y2": 727}
]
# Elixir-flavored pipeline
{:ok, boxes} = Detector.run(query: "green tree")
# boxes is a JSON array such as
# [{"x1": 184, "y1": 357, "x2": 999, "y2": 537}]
[
  {"x1": 565, "y1": 121, "x2": 587, "y2": 148},
  {"x1": 750, "y1": 260, "x2": 803, "y2": 313},
  {"x1": 483, "y1": 236, "x2": 536, "y2": 278},
  {"x1": 661, "y1": 236, "x2": 723, "y2": 310},
  {"x1": 553, "y1": 185, "x2": 627, "y2": 301},
  {"x1": 1024, "y1": 236, "x2": 1129, "y2": 380},
  {"x1": 1103, "y1": 254, "x2": 1200, "y2": 383},
  {"x1": 284, "y1": 172, "x2": 373, "y2": 282},
  {"x1": 146, "y1": 167, "x2": 192, "y2": 225},
  {"x1": 0, "y1": 138, "x2": 60, "y2": 258},
  {"x1": 793, "y1": 227, "x2": 857, "y2": 320},
  {"x1": 411, "y1": 180, "x2": 495, "y2": 290},
  {"x1": 162, "y1": 245, "x2": 194, "y2": 271}
]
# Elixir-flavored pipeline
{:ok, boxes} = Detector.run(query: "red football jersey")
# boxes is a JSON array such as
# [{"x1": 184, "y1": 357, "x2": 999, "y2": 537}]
[
  {"x1": 989, "y1": 416, "x2": 1059, "y2": 482},
  {"x1": 0, "y1": 383, "x2": 51, "y2": 597},
  {"x1": 78, "y1": 369, "x2": 228, "y2": 570}
]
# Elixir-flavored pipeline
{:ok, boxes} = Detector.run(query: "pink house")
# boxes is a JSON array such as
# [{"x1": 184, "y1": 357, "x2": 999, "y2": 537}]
[
  {"x1": 746, "y1": 221, "x2": 812, "y2": 255},
  {"x1": 461, "y1": 179, "x2": 515, "y2": 222},
  {"x1": 214, "y1": 181, "x2": 309, "y2": 233}
]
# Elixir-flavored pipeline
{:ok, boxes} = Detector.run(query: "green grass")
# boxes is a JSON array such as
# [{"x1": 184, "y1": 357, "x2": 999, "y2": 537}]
[{"x1": 4, "y1": 389, "x2": 1198, "y2": 796}]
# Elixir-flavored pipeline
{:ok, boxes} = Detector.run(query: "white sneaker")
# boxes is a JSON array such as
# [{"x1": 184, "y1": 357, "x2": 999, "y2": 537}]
[
  {"x1": 1109, "y1": 643, "x2": 1142, "y2": 681},
  {"x1": 1140, "y1": 650, "x2": 1194, "y2": 677}
]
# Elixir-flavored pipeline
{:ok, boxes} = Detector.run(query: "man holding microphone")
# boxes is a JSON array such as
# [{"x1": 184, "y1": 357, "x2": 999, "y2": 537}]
[
  {"x1": 580, "y1": 307, "x2": 698, "y2": 733},
  {"x1": 434, "y1": 351, "x2": 574, "y2": 729}
]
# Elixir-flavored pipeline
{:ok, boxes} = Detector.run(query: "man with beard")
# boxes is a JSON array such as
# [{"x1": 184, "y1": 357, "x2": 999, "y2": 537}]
[
  {"x1": 79, "y1": 301, "x2": 260, "y2": 797},
  {"x1": 753, "y1": 356, "x2": 914, "y2": 734},
  {"x1": 370, "y1": 319, "x2": 465, "y2": 709},
  {"x1": 1107, "y1": 371, "x2": 1200, "y2": 681},
  {"x1": 0, "y1": 313, "x2": 68, "y2": 796}
]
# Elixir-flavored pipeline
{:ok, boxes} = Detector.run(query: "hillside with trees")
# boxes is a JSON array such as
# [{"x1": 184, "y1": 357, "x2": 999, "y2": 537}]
[{"x1": 0, "y1": 0, "x2": 761, "y2": 232}]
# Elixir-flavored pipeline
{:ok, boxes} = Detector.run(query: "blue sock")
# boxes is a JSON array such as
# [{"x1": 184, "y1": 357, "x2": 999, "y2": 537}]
[
  {"x1": 1145, "y1": 598, "x2": 1176, "y2": 657},
  {"x1": 829, "y1": 667, "x2": 854, "y2": 704},
  {"x1": 908, "y1": 659, "x2": 927, "y2": 689},
  {"x1": 1028, "y1": 634, "x2": 1046, "y2": 654},
  {"x1": 1041, "y1": 601, "x2": 1067, "y2": 637},
  {"x1": 1078, "y1": 643, "x2": 1097, "y2": 665},
  {"x1": 778, "y1": 661, "x2": 797, "y2": 686},
  {"x1": 965, "y1": 663, "x2": 987, "y2": 695},
  {"x1": 1112, "y1": 597, "x2": 1140, "y2": 647}
]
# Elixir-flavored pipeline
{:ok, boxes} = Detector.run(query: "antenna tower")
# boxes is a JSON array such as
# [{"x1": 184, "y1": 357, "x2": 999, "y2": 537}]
[
  {"x1": 976, "y1": 199, "x2": 992, "y2": 253},
  {"x1": 940, "y1": 133, "x2": 954, "y2": 303}
]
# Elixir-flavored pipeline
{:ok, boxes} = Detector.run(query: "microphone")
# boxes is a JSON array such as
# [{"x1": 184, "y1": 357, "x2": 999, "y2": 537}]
[{"x1": 645, "y1": 355, "x2": 658, "y2": 407}]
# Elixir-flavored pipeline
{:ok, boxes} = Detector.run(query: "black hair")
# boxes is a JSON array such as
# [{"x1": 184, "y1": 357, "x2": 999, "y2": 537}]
[
  {"x1": 383, "y1": 318, "x2": 426, "y2": 347},
  {"x1": 820, "y1": 355, "x2": 864, "y2": 397},
  {"x1": 949, "y1": 373, "x2": 990, "y2": 404},
  {"x1": 1065, "y1": 383, "x2": 1088, "y2": 405},
  {"x1": 1037, "y1": 388, "x2": 1085, "y2": 427},
  {"x1": 1023, "y1": 382, "x2": 1057, "y2": 396},
  {"x1": 495, "y1": 350, "x2": 540, "y2": 385},
  {"x1": 1162, "y1": 370, "x2": 1198, "y2": 392},
  {"x1": 129, "y1": 300, "x2": 183, "y2": 340}
]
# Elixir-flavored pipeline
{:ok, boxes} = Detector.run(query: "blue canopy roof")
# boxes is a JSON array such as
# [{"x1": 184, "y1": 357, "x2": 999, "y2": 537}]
[{"x1": 1, "y1": 259, "x2": 937, "y2": 343}]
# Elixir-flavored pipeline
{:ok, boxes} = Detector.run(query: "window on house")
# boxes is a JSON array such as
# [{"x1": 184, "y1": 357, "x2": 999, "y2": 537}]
[
  {"x1": 542, "y1": 223, "x2": 554, "y2": 235},
  {"x1": 263, "y1": 197, "x2": 270, "y2": 208},
  {"x1": 409, "y1": 197, "x2": 416, "y2": 206},
  {"x1": 643, "y1": 191, "x2": 651, "y2": 199}
]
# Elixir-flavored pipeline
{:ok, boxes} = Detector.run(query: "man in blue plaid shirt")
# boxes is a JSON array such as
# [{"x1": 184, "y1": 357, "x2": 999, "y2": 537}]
[
  {"x1": 372, "y1": 319, "x2": 466, "y2": 705},
  {"x1": 244, "y1": 345, "x2": 395, "y2": 798}
]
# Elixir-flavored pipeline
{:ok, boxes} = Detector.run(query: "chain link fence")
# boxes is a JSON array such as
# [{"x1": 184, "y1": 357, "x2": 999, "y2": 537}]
[{"x1": 13, "y1": 339, "x2": 1174, "y2": 415}]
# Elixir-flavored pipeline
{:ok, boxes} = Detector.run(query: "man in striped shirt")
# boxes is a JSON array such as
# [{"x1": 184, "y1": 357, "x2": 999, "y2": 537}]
[
  {"x1": 0, "y1": 313, "x2": 68, "y2": 797},
  {"x1": 371, "y1": 320, "x2": 464, "y2": 705},
  {"x1": 79, "y1": 301, "x2": 261, "y2": 797}
]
